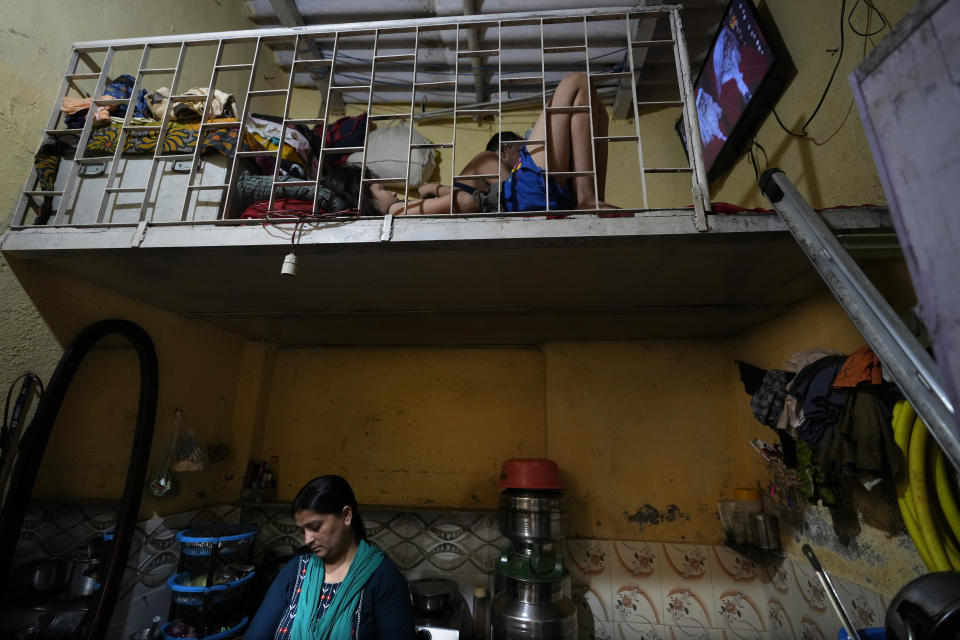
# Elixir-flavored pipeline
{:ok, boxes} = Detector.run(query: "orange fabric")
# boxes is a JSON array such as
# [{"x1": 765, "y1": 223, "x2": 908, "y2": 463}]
[
  {"x1": 60, "y1": 96, "x2": 112, "y2": 124},
  {"x1": 833, "y1": 345, "x2": 883, "y2": 388}
]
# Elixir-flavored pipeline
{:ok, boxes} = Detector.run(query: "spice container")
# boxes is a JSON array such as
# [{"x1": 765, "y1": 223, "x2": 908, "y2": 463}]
[{"x1": 751, "y1": 513, "x2": 780, "y2": 550}]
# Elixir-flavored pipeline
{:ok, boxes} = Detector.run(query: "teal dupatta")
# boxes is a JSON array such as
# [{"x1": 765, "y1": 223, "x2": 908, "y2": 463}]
[{"x1": 290, "y1": 540, "x2": 385, "y2": 640}]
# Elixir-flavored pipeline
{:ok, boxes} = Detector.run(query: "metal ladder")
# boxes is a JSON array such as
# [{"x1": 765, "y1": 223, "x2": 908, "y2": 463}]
[{"x1": 759, "y1": 168, "x2": 959, "y2": 472}]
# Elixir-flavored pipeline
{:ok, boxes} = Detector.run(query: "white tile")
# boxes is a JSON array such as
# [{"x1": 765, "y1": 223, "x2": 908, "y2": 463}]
[
  {"x1": 662, "y1": 586, "x2": 716, "y2": 629},
  {"x1": 766, "y1": 596, "x2": 799, "y2": 640},
  {"x1": 710, "y1": 547, "x2": 768, "y2": 631},
  {"x1": 712, "y1": 546, "x2": 762, "y2": 583},
  {"x1": 567, "y1": 538, "x2": 614, "y2": 610},
  {"x1": 578, "y1": 618, "x2": 616, "y2": 640},
  {"x1": 661, "y1": 543, "x2": 712, "y2": 583},
  {"x1": 790, "y1": 561, "x2": 830, "y2": 616},
  {"x1": 612, "y1": 541, "x2": 664, "y2": 626},
  {"x1": 716, "y1": 589, "x2": 767, "y2": 634},
  {"x1": 613, "y1": 583, "x2": 664, "y2": 627},
  {"x1": 617, "y1": 621, "x2": 668, "y2": 640},
  {"x1": 719, "y1": 631, "x2": 771, "y2": 640},
  {"x1": 667, "y1": 626, "x2": 719, "y2": 640},
  {"x1": 573, "y1": 584, "x2": 613, "y2": 625},
  {"x1": 834, "y1": 578, "x2": 884, "y2": 630}
]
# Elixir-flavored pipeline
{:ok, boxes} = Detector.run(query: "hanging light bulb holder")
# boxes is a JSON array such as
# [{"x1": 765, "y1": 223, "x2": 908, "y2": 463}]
[{"x1": 281, "y1": 252, "x2": 298, "y2": 277}]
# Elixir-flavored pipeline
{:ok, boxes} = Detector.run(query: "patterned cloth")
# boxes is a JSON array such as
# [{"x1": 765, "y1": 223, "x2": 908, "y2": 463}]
[{"x1": 750, "y1": 369, "x2": 795, "y2": 429}]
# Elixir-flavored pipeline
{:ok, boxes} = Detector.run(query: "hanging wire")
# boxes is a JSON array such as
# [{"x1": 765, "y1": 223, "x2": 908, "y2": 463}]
[
  {"x1": 847, "y1": 0, "x2": 888, "y2": 37},
  {"x1": 747, "y1": 139, "x2": 769, "y2": 182},
  {"x1": 772, "y1": 0, "x2": 848, "y2": 139}
]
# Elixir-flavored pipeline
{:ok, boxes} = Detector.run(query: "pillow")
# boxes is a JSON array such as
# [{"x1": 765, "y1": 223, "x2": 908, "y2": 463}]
[{"x1": 346, "y1": 122, "x2": 436, "y2": 187}]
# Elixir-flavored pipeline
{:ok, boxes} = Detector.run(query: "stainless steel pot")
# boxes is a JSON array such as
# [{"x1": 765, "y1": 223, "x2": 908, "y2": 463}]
[
  {"x1": 67, "y1": 558, "x2": 100, "y2": 597},
  {"x1": 409, "y1": 577, "x2": 458, "y2": 614},
  {"x1": 12, "y1": 558, "x2": 75, "y2": 598},
  {"x1": 498, "y1": 489, "x2": 566, "y2": 542},
  {"x1": 491, "y1": 577, "x2": 576, "y2": 640}
]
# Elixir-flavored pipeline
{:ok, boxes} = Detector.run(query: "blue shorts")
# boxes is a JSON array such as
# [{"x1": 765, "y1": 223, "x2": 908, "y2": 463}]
[{"x1": 501, "y1": 146, "x2": 574, "y2": 212}]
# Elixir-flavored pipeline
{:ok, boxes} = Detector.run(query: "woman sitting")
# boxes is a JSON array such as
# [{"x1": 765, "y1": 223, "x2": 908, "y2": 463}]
[{"x1": 245, "y1": 475, "x2": 414, "y2": 640}]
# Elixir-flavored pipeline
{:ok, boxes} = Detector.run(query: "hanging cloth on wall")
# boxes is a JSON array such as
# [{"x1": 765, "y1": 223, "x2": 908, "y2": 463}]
[
  {"x1": 790, "y1": 355, "x2": 848, "y2": 447},
  {"x1": 750, "y1": 369, "x2": 795, "y2": 429}
]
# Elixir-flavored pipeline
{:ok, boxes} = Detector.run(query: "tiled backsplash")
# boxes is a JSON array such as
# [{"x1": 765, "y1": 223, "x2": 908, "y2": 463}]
[
  {"x1": 562, "y1": 539, "x2": 888, "y2": 640},
  {"x1": 16, "y1": 502, "x2": 888, "y2": 640}
]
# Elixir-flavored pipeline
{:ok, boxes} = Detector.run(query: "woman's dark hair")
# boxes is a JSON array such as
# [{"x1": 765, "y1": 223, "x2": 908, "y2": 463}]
[
  {"x1": 485, "y1": 131, "x2": 523, "y2": 153},
  {"x1": 292, "y1": 474, "x2": 367, "y2": 541},
  {"x1": 319, "y1": 165, "x2": 383, "y2": 217}
]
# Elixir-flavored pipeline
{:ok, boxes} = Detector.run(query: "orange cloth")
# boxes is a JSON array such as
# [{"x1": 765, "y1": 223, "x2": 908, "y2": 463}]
[
  {"x1": 60, "y1": 96, "x2": 112, "y2": 125},
  {"x1": 832, "y1": 345, "x2": 883, "y2": 388}
]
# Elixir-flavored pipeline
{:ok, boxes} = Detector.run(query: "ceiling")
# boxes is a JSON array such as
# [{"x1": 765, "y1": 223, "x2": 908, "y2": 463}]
[{"x1": 242, "y1": 0, "x2": 731, "y2": 110}]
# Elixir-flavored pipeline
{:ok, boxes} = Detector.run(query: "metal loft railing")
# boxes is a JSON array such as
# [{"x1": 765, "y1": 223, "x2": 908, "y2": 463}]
[
  {"x1": 11, "y1": 5, "x2": 711, "y2": 233},
  {"x1": 760, "y1": 169, "x2": 959, "y2": 472}
]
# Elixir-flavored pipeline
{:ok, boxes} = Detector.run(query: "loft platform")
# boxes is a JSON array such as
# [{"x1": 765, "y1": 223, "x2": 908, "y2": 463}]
[{"x1": 2, "y1": 207, "x2": 894, "y2": 345}]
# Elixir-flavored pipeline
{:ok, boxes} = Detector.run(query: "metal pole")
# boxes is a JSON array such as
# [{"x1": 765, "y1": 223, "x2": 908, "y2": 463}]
[{"x1": 760, "y1": 168, "x2": 959, "y2": 471}]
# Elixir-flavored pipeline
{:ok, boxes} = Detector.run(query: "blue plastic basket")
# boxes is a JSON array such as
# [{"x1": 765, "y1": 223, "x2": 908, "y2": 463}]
[
  {"x1": 167, "y1": 571, "x2": 255, "y2": 607},
  {"x1": 176, "y1": 523, "x2": 259, "y2": 557},
  {"x1": 161, "y1": 616, "x2": 248, "y2": 640}
]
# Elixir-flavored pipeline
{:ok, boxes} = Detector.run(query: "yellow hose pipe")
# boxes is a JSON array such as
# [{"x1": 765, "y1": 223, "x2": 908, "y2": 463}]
[
  {"x1": 935, "y1": 447, "x2": 960, "y2": 546},
  {"x1": 891, "y1": 400, "x2": 935, "y2": 569},
  {"x1": 909, "y1": 415, "x2": 951, "y2": 571}
]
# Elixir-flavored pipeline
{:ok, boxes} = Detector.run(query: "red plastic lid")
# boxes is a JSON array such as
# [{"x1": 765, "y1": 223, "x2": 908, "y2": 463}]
[{"x1": 498, "y1": 458, "x2": 563, "y2": 490}]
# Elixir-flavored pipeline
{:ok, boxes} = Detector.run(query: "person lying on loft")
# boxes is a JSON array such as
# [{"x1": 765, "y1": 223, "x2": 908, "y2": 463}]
[{"x1": 328, "y1": 72, "x2": 617, "y2": 215}]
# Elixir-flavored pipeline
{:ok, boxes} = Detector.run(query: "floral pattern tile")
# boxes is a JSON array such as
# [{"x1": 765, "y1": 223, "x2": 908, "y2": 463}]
[
  {"x1": 664, "y1": 586, "x2": 715, "y2": 629},
  {"x1": 834, "y1": 578, "x2": 884, "y2": 631},
  {"x1": 617, "y1": 621, "x2": 667, "y2": 640},
  {"x1": 668, "y1": 625, "x2": 719, "y2": 640},
  {"x1": 662, "y1": 544, "x2": 711, "y2": 581},
  {"x1": 719, "y1": 631, "x2": 771, "y2": 640},
  {"x1": 614, "y1": 584, "x2": 662, "y2": 626},
  {"x1": 580, "y1": 619, "x2": 616, "y2": 640},
  {"x1": 791, "y1": 561, "x2": 830, "y2": 615},
  {"x1": 766, "y1": 596, "x2": 797, "y2": 640},
  {"x1": 716, "y1": 590, "x2": 766, "y2": 634},
  {"x1": 710, "y1": 547, "x2": 768, "y2": 633},
  {"x1": 567, "y1": 538, "x2": 614, "y2": 607},
  {"x1": 574, "y1": 585, "x2": 612, "y2": 626}
]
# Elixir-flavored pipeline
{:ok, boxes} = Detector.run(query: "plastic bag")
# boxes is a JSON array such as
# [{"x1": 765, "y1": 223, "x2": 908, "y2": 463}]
[
  {"x1": 169, "y1": 409, "x2": 208, "y2": 472},
  {"x1": 147, "y1": 411, "x2": 180, "y2": 497}
]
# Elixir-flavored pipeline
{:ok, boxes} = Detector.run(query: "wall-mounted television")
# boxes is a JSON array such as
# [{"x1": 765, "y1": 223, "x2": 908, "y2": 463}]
[{"x1": 678, "y1": 0, "x2": 789, "y2": 182}]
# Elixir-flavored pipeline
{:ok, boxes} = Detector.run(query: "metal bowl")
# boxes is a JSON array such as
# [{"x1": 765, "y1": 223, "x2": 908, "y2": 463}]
[{"x1": 409, "y1": 578, "x2": 458, "y2": 614}]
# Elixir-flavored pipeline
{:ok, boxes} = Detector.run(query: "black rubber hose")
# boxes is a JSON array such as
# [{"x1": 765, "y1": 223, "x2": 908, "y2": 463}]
[{"x1": 0, "y1": 319, "x2": 158, "y2": 639}]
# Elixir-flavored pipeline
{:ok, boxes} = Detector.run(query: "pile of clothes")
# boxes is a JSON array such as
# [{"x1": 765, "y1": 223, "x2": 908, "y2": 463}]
[{"x1": 739, "y1": 346, "x2": 901, "y2": 505}]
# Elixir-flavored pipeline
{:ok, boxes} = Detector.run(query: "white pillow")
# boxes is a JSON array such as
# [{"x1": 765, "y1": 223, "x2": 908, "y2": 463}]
[{"x1": 346, "y1": 122, "x2": 437, "y2": 187}]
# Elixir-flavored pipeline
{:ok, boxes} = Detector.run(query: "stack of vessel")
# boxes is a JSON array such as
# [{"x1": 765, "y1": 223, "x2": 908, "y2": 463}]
[{"x1": 491, "y1": 459, "x2": 576, "y2": 640}]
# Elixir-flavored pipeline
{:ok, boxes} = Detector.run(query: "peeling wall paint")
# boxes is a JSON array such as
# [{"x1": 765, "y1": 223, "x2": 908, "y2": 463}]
[{"x1": 624, "y1": 504, "x2": 692, "y2": 530}]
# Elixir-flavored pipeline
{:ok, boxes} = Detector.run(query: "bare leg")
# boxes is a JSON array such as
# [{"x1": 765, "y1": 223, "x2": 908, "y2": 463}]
[{"x1": 528, "y1": 72, "x2": 615, "y2": 209}]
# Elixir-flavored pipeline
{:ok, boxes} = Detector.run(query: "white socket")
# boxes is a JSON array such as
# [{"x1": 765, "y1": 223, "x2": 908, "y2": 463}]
[{"x1": 281, "y1": 252, "x2": 298, "y2": 277}]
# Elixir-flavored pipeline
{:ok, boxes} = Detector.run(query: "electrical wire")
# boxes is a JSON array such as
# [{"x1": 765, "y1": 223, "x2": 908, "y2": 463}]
[
  {"x1": 847, "y1": 0, "x2": 888, "y2": 37},
  {"x1": 747, "y1": 139, "x2": 768, "y2": 182},
  {"x1": 772, "y1": 0, "x2": 848, "y2": 139}
]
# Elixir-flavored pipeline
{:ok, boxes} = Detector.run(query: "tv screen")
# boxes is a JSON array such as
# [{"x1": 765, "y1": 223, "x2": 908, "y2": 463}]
[{"x1": 682, "y1": 0, "x2": 787, "y2": 181}]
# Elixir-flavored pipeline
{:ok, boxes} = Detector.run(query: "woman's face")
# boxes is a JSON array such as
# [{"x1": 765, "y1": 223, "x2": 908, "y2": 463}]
[
  {"x1": 369, "y1": 183, "x2": 400, "y2": 214},
  {"x1": 295, "y1": 507, "x2": 355, "y2": 561}
]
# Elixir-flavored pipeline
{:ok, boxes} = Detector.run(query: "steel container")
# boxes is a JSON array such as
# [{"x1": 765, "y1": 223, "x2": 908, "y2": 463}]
[
  {"x1": 750, "y1": 513, "x2": 781, "y2": 551},
  {"x1": 498, "y1": 490, "x2": 566, "y2": 542},
  {"x1": 490, "y1": 578, "x2": 576, "y2": 640}
]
